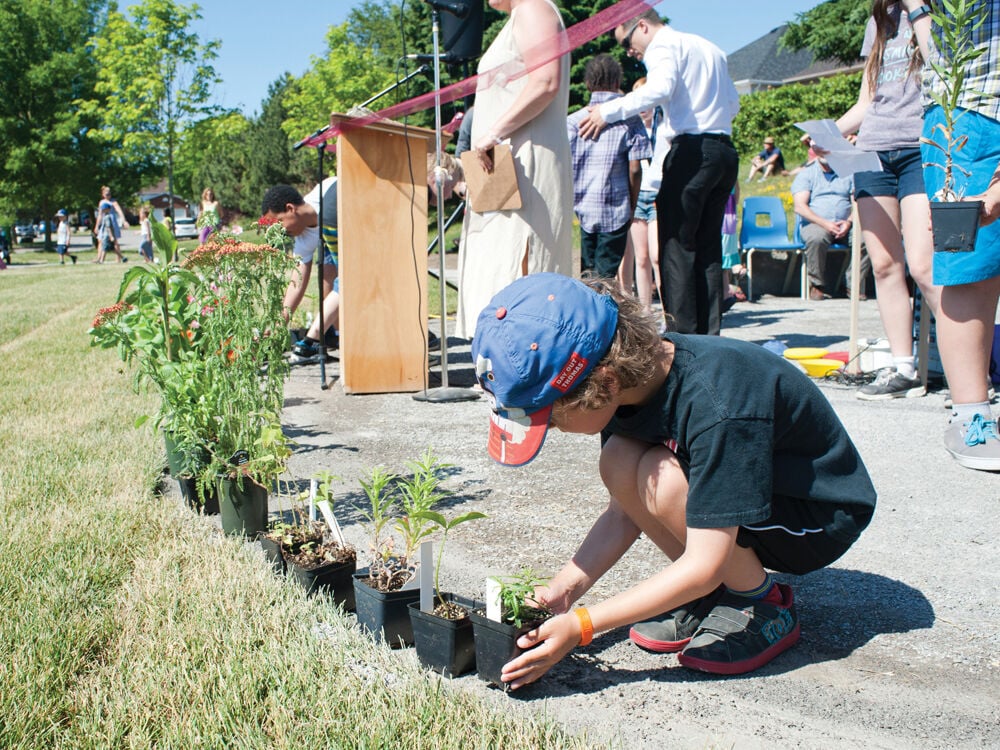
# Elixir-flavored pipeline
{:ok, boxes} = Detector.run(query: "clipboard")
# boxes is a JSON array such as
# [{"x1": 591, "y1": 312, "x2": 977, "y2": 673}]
[{"x1": 460, "y1": 144, "x2": 522, "y2": 212}]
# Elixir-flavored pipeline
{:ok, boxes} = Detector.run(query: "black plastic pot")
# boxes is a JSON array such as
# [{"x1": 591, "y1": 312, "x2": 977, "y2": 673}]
[
  {"x1": 288, "y1": 556, "x2": 357, "y2": 610},
  {"x1": 353, "y1": 569, "x2": 420, "y2": 647},
  {"x1": 216, "y1": 476, "x2": 268, "y2": 539},
  {"x1": 408, "y1": 594, "x2": 482, "y2": 678},
  {"x1": 259, "y1": 536, "x2": 286, "y2": 575},
  {"x1": 175, "y1": 476, "x2": 220, "y2": 515},
  {"x1": 469, "y1": 610, "x2": 548, "y2": 688},
  {"x1": 931, "y1": 200, "x2": 982, "y2": 253}
]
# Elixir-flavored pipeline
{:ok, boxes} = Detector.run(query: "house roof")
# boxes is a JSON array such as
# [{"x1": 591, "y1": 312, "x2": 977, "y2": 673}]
[{"x1": 726, "y1": 24, "x2": 861, "y2": 91}]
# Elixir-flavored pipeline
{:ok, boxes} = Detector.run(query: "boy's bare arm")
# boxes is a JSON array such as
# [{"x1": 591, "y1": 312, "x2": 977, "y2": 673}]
[{"x1": 541, "y1": 497, "x2": 641, "y2": 613}]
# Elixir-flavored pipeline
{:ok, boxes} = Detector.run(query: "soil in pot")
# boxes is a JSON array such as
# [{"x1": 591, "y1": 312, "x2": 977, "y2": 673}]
[
  {"x1": 259, "y1": 520, "x2": 326, "y2": 578},
  {"x1": 217, "y1": 476, "x2": 269, "y2": 538},
  {"x1": 353, "y1": 568, "x2": 420, "y2": 647},
  {"x1": 469, "y1": 609, "x2": 551, "y2": 689},
  {"x1": 285, "y1": 543, "x2": 357, "y2": 610},
  {"x1": 408, "y1": 594, "x2": 482, "y2": 678},
  {"x1": 931, "y1": 200, "x2": 983, "y2": 253}
]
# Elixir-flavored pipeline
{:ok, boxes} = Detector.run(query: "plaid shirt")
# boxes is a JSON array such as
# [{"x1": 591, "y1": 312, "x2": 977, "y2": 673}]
[
  {"x1": 567, "y1": 92, "x2": 653, "y2": 233},
  {"x1": 923, "y1": 0, "x2": 1000, "y2": 122}
]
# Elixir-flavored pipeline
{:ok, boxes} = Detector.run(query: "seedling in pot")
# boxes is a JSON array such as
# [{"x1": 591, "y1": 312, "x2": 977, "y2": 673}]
[
  {"x1": 492, "y1": 568, "x2": 553, "y2": 628},
  {"x1": 415, "y1": 508, "x2": 487, "y2": 620}
]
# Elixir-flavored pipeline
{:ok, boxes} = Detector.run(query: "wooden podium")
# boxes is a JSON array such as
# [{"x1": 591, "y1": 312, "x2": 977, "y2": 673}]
[{"x1": 332, "y1": 114, "x2": 434, "y2": 394}]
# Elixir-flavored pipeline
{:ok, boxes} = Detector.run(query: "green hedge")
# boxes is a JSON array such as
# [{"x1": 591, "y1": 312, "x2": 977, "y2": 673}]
[{"x1": 732, "y1": 72, "x2": 862, "y2": 166}]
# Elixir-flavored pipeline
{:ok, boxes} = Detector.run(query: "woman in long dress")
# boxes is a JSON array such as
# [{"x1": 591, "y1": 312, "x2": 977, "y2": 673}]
[{"x1": 455, "y1": 0, "x2": 574, "y2": 340}]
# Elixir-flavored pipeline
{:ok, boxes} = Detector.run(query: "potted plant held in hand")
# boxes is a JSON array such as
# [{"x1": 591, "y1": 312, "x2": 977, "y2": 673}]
[
  {"x1": 407, "y1": 507, "x2": 487, "y2": 677},
  {"x1": 470, "y1": 568, "x2": 553, "y2": 689},
  {"x1": 920, "y1": 0, "x2": 991, "y2": 252}
]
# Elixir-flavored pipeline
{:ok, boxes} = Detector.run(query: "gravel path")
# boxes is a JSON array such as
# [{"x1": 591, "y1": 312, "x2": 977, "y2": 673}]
[{"x1": 274, "y1": 295, "x2": 999, "y2": 748}]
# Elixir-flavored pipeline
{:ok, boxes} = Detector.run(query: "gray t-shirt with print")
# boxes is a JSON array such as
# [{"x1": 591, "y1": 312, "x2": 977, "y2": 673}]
[{"x1": 855, "y1": 7, "x2": 924, "y2": 151}]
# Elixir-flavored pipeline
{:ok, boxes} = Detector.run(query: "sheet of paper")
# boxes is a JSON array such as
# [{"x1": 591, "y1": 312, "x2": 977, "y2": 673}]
[{"x1": 795, "y1": 119, "x2": 882, "y2": 177}]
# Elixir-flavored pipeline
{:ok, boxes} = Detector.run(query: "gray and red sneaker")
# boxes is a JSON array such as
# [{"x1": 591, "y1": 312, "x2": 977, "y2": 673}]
[
  {"x1": 677, "y1": 583, "x2": 800, "y2": 675},
  {"x1": 629, "y1": 585, "x2": 726, "y2": 653}
]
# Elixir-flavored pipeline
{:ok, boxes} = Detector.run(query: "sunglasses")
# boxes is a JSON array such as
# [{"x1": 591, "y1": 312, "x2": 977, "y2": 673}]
[{"x1": 620, "y1": 19, "x2": 641, "y2": 51}]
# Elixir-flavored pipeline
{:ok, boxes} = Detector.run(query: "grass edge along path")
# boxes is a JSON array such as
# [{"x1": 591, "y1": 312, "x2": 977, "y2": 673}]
[{"x1": 0, "y1": 267, "x2": 591, "y2": 750}]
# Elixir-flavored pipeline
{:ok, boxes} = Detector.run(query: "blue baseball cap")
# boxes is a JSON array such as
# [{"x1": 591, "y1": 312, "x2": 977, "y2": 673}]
[{"x1": 471, "y1": 273, "x2": 619, "y2": 466}]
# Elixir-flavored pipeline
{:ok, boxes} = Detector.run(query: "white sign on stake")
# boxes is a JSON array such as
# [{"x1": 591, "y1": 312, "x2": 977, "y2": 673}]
[
  {"x1": 486, "y1": 578, "x2": 502, "y2": 622},
  {"x1": 309, "y1": 478, "x2": 318, "y2": 522},
  {"x1": 316, "y1": 499, "x2": 346, "y2": 548},
  {"x1": 420, "y1": 540, "x2": 434, "y2": 612}
]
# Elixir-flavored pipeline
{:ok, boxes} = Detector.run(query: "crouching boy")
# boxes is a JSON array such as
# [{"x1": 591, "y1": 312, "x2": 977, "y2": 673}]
[{"x1": 471, "y1": 274, "x2": 876, "y2": 690}]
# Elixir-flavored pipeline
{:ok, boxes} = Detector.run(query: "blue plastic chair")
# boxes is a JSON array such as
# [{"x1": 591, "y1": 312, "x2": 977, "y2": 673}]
[{"x1": 739, "y1": 196, "x2": 805, "y2": 300}]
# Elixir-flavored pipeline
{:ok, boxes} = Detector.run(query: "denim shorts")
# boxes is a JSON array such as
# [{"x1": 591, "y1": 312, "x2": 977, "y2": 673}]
[
  {"x1": 853, "y1": 147, "x2": 926, "y2": 200},
  {"x1": 634, "y1": 190, "x2": 657, "y2": 222}
]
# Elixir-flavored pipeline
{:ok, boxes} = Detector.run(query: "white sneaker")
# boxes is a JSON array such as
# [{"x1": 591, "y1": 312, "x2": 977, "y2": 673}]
[{"x1": 943, "y1": 413, "x2": 1000, "y2": 471}]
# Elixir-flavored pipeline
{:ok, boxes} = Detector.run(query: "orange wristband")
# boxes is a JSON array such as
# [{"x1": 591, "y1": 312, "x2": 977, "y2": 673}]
[{"x1": 574, "y1": 607, "x2": 594, "y2": 647}]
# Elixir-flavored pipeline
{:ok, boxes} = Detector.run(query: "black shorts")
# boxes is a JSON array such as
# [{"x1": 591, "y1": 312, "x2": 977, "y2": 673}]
[{"x1": 736, "y1": 495, "x2": 874, "y2": 575}]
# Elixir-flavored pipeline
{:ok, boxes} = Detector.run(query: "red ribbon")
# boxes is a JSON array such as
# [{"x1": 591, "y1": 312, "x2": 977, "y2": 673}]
[{"x1": 301, "y1": 0, "x2": 662, "y2": 149}]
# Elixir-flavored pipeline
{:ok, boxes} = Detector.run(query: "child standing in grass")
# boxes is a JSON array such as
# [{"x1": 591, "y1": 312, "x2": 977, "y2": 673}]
[
  {"x1": 55, "y1": 209, "x2": 76, "y2": 265},
  {"x1": 471, "y1": 273, "x2": 877, "y2": 689},
  {"x1": 138, "y1": 207, "x2": 153, "y2": 263}
]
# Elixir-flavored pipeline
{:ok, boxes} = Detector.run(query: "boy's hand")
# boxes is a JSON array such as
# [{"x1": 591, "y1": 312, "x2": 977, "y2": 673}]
[
  {"x1": 500, "y1": 612, "x2": 580, "y2": 690},
  {"x1": 533, "y1": 584, "x2": 570, "y2": 614}
]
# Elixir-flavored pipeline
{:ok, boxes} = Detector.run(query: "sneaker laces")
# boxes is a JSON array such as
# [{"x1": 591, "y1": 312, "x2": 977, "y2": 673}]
[
  {"x1": 964, "y1": 413, "x2": 1000, "y2": 447},
  {"x1": 871, "y1": 367, "x2": 897, "y2": 386}
]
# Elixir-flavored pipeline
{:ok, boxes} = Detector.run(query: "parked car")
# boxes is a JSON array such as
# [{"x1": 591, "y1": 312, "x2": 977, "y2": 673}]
[
  {"x1": 173, "y1": 217, "x2": 198, "y2": 240},
  {"x1": 14, "y1": 223, "x2": 36, "y2": 244}
]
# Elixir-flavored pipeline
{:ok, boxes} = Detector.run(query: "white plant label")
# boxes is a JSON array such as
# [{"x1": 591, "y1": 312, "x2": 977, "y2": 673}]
[
  {"x1": 316, "y1": 499, "x2": 345, "y2": 548},
  {"x1": 309, "y1": 478, "x2": 318, "y2": 521},
  {"x1": 420, "y1": 541, "x2": 434, "y2": 612},
  {"x1": 486, "y1": 578, "x2": 502, "y2": 622}
]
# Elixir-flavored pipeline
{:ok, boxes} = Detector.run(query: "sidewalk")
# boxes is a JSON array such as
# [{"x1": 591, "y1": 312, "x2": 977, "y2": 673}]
[{"x1": 275, "y1": 294, "x2": 999, "y2": 749}]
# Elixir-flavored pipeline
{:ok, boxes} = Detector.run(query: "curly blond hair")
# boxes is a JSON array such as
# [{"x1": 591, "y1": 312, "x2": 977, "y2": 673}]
[{"x1": 554, "y1": 278, "x2": 664, "y2": 412}]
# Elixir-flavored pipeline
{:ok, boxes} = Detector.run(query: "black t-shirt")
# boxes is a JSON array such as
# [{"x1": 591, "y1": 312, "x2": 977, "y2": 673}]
[{"x1": 603, "y1": 334, "x2": 877, "y2": 529}]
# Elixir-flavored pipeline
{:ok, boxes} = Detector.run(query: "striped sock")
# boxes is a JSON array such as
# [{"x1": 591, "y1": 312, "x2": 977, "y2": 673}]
[{"x1": 730, "y1": 573, "x2": 776, "y2": 601}]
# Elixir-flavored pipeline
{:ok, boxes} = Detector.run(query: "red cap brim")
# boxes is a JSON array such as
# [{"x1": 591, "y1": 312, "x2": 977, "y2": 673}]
[{"x1": 487, "y1": 404, "x2": 553, "y2": 467}]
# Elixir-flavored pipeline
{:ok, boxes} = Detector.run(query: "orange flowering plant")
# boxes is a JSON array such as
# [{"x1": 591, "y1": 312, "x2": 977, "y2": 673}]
[
  {"x1": 182, "y1": 236, "x2": 298, "y2": 494},
  {"x1": 89, "y1": 216, "x2": 207, "y2": 451}
]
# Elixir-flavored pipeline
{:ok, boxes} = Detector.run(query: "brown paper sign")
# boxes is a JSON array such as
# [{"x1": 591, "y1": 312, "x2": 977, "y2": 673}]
[{"x1": 460, "y1": 144, "x2": 522, "y2": 212}]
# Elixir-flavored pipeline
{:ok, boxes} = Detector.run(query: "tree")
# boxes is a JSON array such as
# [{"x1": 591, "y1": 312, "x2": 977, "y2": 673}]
[
  {"x1": 83, "y1": 0, "x2": 220, "y2": 212},
  {"x1": 0, "y1": 0, "x2": 111, "y2": 244},
  {"x1": 781, "y1": 0, "x2": 870, "y2": 66}
]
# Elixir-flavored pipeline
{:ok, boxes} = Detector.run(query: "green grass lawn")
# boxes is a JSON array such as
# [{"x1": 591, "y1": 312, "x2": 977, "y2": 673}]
[{"x1": 0, "y1": 265, "x2": 588, "y2": 749}]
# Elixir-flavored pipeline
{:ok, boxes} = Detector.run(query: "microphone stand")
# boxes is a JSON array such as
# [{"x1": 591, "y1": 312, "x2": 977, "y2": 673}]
[{"x1": 413, "y1": 5, "x2": 479, "y2": 403}]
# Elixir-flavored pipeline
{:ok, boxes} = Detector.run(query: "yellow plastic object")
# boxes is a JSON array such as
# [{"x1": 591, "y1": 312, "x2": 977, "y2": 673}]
[
  {"x1": 799, "y1": 358, "x2": 844, "y2": 377},
  {"x1": 783, "y1": 347, "x2": 829, "y2": 360}
]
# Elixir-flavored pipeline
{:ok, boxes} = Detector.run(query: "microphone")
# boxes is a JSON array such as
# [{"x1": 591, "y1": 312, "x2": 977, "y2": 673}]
[
  {"x1": 423, "y1": 0, "x2": 470, "y2": 19},
  {"x1": 405, "y1": 54, "x2": 457, "y2": 64}
]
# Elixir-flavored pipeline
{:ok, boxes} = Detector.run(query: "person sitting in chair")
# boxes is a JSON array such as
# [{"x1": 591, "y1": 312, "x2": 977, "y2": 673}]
[{"x1": 792, "y1": 158, "x2": 854, "y2": 301}]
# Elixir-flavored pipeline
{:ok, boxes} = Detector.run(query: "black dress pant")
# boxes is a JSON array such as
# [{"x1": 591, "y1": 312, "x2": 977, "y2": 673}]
[{"x1": 656, "y1": 133, "x2": 739, "y2": 335}]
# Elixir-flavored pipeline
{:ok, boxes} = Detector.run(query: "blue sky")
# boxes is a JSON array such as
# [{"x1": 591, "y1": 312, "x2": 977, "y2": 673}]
[{"x1": 192, "y1": 1, "x2": 823, "y2": 118}]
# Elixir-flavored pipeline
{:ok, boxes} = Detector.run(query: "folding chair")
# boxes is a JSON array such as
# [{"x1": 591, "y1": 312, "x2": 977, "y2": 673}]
[
  {"x1": 793, "y1": 220, "x2": 851, "y2": 300},
  {"x1": 739, "y1": 196, "x2": 805, "y2": 301}
]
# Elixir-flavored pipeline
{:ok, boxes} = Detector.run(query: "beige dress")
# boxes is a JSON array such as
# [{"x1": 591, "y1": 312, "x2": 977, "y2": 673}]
[{"x1": 454, "y1": 0, "x2": 574, "y2": 340}]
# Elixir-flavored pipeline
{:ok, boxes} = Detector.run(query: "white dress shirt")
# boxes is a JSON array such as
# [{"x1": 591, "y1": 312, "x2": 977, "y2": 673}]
[{"x1": 599, "y1": 25, "x2": 740, "y2": 136}]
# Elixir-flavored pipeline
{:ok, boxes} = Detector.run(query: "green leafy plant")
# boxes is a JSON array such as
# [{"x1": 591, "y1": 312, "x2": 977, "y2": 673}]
[
  {"x1": 921, "y1": 0, "x2": 991, "y2": 200},
  {"x1": 492, "y1": 569, "x2": 552, "y2": 629},
  {"x1": 356, "y1": 465, "x2": 401, "y2": 581},
  {"x1": 180, "y1": 238, "x2": 298, "y2": 493},
  {"x1": 393, "y1": 448, "x2": 452, "y2": 568},
  {"x1": 416, "y1": 507, "x2": 486, "y2": 618}
]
